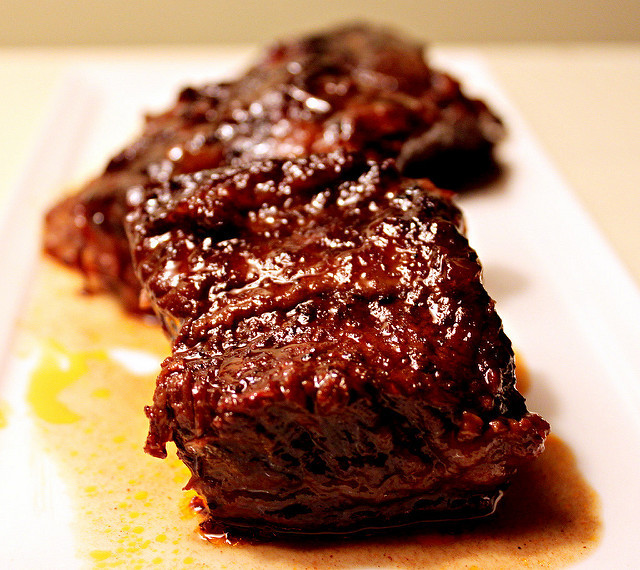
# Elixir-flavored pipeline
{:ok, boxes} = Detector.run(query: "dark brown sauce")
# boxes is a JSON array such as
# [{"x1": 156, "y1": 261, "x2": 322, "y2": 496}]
[{"x1": 21, "y1": 260, "x2": 600, "y2": 568}]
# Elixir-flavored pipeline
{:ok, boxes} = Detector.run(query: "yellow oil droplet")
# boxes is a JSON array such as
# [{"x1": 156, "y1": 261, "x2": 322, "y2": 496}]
[
  {"x1": 90, "y1": 550, "x2": 112, "y2": 561},
  {"x1": 27, "y1": 341, "x2": 109, "y2": 424},
  {"x1": 91, "y1": 387, "x2": 111, "y2": 399},
  {"x1": 155, "y1": 534, "x2": 167, "y2": 543},
  {"x1": 134, "y1": 491, "x2": 148, "y2": 501},
  {"x1": 132, "y1": 526, "x2": 144, "y2": 534},
  {"x1": 0, "y1": 400, "x2": 10, "y2": 428},
  {"x1": 129, "y1": 511, "x2": 140, "y2": 519},
  {"x1": 152, "y1": 557, "x2": 163, "y2": 565},
  {"x1": 85, "y1": 485, "x2": 97, "y2": 494},
  {"x1": 179, "y1": 491, "x2": 200, "y2": 520},
  {"x1": 183, "y1": 556, "x2": 194, "y2": 565},
  {"x1": 113, "y1": 435, "x2": 126, "y2": 444}
]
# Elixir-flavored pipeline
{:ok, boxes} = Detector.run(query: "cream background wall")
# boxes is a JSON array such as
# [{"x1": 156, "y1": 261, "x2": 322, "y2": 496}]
[{"x1": 2, "y1": 0, "x2": 639, "y2": 46}]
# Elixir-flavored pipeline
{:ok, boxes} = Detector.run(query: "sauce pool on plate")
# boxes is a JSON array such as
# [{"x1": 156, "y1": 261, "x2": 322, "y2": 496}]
[{"x1": 18, "y1": 260, "x2": 601, "y2": 568}]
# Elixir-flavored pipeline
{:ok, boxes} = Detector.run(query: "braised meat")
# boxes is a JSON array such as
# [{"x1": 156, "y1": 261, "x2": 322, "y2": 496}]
[
  {"x1": 44, "y1": 23, "x2": 503, "y2": 313},
  {"x1": 128, "y1": 153, "x2": 548, "y2": 538}
]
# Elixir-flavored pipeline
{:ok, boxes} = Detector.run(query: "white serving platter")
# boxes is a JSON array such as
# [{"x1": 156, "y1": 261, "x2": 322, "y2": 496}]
[{"x1": 0, "y1": 49, "x2": 639, "y2": 568}]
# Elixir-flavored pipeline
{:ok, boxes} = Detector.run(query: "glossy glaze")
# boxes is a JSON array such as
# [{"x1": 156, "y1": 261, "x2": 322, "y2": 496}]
[
  {"x1": 128, "y1": 153, "x2": 548, "y2": 537},
  {"x1": 43, "y1": 23, "x2": 503, "y2": 313}
]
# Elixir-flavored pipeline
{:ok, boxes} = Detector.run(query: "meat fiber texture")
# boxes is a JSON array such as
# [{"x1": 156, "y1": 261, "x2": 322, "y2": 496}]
[
  {"x1": 43, "y1": 23, "x2": 504, "y2": 313},
  {"x1": 127, "y1": 152, "x2": 548, "y2": 538}
]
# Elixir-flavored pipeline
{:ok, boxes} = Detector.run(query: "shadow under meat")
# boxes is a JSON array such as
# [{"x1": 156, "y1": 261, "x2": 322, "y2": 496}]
[{"x1": 448, "y1": 158, "x2": 510, "y2": 198}]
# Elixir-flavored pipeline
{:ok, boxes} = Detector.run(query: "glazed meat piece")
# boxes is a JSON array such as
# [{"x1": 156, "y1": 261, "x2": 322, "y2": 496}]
[
  {"x1": 44, "y1": 23, "x2": 503, "y2": 313},
  {"x1": 126, "y1": 152, "x2": 465, "y2": 337},
  {"x1": 128, "y1": 153, "x2": 548, "y2": 538}
]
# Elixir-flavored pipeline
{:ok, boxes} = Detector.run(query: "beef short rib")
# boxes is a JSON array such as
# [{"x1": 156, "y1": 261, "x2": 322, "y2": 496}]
[
  {"x1": 44, "y1": 23, "x2": 503, "y2": 313},
  {"x1": 128, "y1": 152, "x2": 548, "y2": 538}
]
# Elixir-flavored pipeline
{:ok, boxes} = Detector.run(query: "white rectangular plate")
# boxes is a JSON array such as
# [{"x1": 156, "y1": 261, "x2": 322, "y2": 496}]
[{"x1": 1, "y1": 50, "x2": 639, "y2": 568}]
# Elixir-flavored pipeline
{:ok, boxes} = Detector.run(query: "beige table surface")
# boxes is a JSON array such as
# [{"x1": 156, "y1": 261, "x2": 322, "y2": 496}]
[{"x1": 1, "y1": 43, "x2": 639, "y2": 286}]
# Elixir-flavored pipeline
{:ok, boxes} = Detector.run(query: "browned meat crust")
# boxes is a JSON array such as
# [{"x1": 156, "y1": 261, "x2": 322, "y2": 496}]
[
  {"x1": 127, "y1": 152, "x2": 547, "y2": 538},
  {"x1": 44, "y1": 23, "x2": 503, "y2": 313}
]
